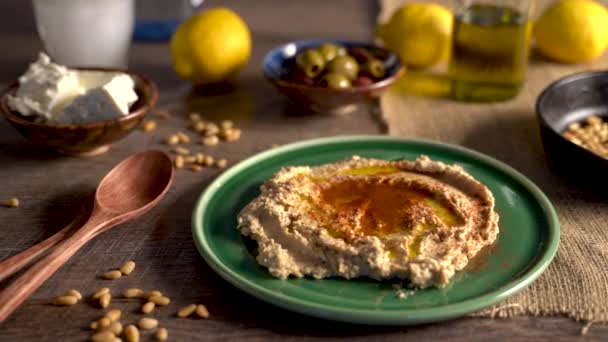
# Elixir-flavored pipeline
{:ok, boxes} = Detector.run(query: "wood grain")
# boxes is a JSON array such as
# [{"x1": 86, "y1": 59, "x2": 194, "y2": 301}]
[{"x1": 0, "y1": 0, "x2": 604, "y2": 340}]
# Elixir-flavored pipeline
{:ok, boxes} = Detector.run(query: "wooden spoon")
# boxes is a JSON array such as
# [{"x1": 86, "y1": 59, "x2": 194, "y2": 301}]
[{"x1": 0, "y1": 150, "x2": 174, "y2": 322}]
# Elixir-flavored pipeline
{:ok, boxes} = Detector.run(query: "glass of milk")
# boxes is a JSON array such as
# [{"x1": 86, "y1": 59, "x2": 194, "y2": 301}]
[{"x1": 32, "y1": 0, "x2": 135, "y2": 69}]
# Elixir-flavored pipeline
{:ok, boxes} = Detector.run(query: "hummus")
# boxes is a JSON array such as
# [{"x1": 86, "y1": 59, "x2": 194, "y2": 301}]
[{"x1": 237, "y1": 156, "x2": 499, "y2": 288}]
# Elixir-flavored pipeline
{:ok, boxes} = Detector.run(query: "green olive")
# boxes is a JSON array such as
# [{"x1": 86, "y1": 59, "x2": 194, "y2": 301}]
[
  {"x1": 327, "y1": 55, "x2": 359, "y2": 81},
  {"x1": 317, "y1": 43, "x2": 345, "y2": 62},
  {"x1": 295, "y1": 49, "x2": 325, "y2": 78},
  {"x1": 320, "y1": 73, "x2": 351, "y2": 89},
  {"x1": 362, "y1": 58, "x2": 385, "y2": 78}
]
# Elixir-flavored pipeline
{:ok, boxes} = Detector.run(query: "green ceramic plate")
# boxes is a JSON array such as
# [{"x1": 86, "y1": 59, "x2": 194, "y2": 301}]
[{"x1": 192, "y1": 135, "x2": 559, "y2": 325}]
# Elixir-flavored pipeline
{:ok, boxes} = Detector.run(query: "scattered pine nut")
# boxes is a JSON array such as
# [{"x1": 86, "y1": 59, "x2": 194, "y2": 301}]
[
  {"x1": 189, "y1": 112, "x2": 201, "y2": 122},
  {"x1": 166, "y1": 135, "x2": 179, "y2": 145},
  {"x1": 195, "y1": 153, "x2": 205, "y2": 164},
  {"x1": 175, "y1": 156, "x2": 185, "y2": 169},
  {"x1": 65, "y1": 289, "x2": 82, "y2": 301},
  {"x1": 142, "y1": 121, "x2": 157, "y2": 132},
  {"x1": 156, "y1": 327, "x2": 169, "y2": 341},
  {"x1": 90, "y1": 321, "x2": 99, "y2": 330},
  {"x1": 141, "y1": 301, "x2": 155, "y2": 314},
  {"x1": 156, "y1": 111, "x2": 170, "y2": 120},
  {"x1": 97, "y1": 317, "x2": 112, "y2": 330},
  {"x1": 144, "y1": 290, "x2": 163, "y2": 299},
  {"x1": 138, "y1": 317, "x2": 158, "y2": 330},
  {"x1": 52, "y1": 295, "x2": 78, "y2": 306},
  {"x1": 91, "y1": 330, "x2": 115, "y2": 342},
  {"x1": 124, "y1": 324, "x2": 139, "y2": 342},
  {"x1": 195, "y1": 304, "x2": 209, "y2": 318},
  {"x1": 108, "y1": 321, "x2": 123, "y2": 335},
  {"x1": 203, "y1": 156, "x2": 214, "y2": 166},
  {"x1": 4, "y1": 197, "x2": 19, "y2": 208},
  {"x1": 174, "y1": 146, "x2": 190, "y2": 155},
  {"x1": 215, "y1": 158, "x2": 228, "y2": 169},
  {"x1": 119, "y1": 261, "x2": 136, "y2": 275},
  {"x1": 99, "y1": 293, "x2": 111, "y2": 308},
  {"x1": 204, "y1": 123, "x2": 219, "y2": 136},
  {"x1": 189, "y1": 164, "x2": 203, "y2": 172},
  {"x1": 193, "y1": 121, "x2": 207, "y2": 132},
  {"x1": 105, "y1": 309, "x2": 121, "y2": 322},
  {"x1": 220, "y1": 120, "x2": 233, "y2": 130},
  {"x1": 202, "y1": 135, "x2": 219, "y2": 146},
  {"x1": 177, "y1": 304, "x2": 197, "y2": 318},
  {"x1": 149, "y1": 295, "x2": 170, "y2": 306},
  {"x1": 176, "y1": 132, "x2": 190, "y2": 144},
  {"x1": 225, "y1": 128, "x2": 241, "y2": 142},
  {"x1": 123, "y1": 288, "x2": 143, "y2": 298},
  {"x1": 102, "y1": 270, "x2": 122, "y2": 280},
  {"x1": 92, "y1": 288, "x2": 110, "y2": 300},
  {"x1": 184, "y1": 156, "x2": 197, "y2": 163}
]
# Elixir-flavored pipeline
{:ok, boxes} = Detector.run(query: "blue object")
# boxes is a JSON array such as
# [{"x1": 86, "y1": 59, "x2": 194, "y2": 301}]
[{"x1": 134, "y1": 20, "x2": 180, "y2": 41}]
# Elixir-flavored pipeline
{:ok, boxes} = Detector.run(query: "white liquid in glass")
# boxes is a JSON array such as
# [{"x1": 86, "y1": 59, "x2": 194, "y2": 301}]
[{"x1": 33, "y1": 0, "x2": 134, "y2": 68}]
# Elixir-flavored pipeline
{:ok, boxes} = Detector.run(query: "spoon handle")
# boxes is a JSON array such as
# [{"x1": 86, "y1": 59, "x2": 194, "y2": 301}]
[
  {"x1": 0, "y1": 211, "x2": 111, "y2": 323},
  {"x1": 0, "y1": 195, "x2": 93, "y2": 282}
]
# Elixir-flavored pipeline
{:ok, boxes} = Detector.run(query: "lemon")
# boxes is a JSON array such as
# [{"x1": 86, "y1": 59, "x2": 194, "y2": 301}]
[
  {"x1": 534, "y1": 0, "x2": 608, "y2": 63},
  {"x1": 170, "y1": 8, "x2": 251, "y2": 84},
  {"x1": 376, "y1": 3, "x2": 453, "y2": 68}
]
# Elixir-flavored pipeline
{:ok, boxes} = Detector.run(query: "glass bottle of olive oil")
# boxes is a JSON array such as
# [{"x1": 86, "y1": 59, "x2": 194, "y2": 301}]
[{"x1": 448, "y1": 3, "x2": 534, "y2": 102}]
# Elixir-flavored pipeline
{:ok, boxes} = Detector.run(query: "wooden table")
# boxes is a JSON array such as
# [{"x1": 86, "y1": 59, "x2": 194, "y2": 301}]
[{"x1": 0, "y1": 0, "x2": 604, "y2": 340}]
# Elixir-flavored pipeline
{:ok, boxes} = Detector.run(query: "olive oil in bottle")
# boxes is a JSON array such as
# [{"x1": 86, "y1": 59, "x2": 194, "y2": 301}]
[{"x1": 448, "y1": 4, "x2": 533, "y2": 102}]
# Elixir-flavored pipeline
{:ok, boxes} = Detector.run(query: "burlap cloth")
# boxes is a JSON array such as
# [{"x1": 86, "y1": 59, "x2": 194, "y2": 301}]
[{"x1": 379, "y1": 0, "x2": 608, "y2": 322}]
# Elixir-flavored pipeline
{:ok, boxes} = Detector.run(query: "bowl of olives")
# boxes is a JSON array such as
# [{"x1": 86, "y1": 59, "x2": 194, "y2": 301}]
[{"x1": 263, "y1": 40, "x2": 404, "y2": 113}]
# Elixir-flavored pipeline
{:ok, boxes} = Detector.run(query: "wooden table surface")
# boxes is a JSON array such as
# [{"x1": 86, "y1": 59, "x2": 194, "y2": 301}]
[{"x1": 0, "y1": 0, "x2": 605, "y2": 341}]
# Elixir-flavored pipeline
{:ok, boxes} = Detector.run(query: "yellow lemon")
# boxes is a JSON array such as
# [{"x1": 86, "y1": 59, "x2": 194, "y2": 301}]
[
  {"x1": 534, "y1": 0, "x2": 608, "y2": 63},
  {"x1": 376, "y1": 3, "x2": 453, "y2": 68},
  {"x1": 170, "y1": 8, "x2": 251, "y2": 84}
]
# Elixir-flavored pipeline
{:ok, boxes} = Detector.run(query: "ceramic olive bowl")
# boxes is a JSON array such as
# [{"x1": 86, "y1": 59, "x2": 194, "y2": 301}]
[
  {"x1": 0, "y1": 68, "x2": 158, "y2": 156},
  {"x1": 263, "y1": 39, "x2": 404, "y2": 114},
  {"x1": 536, "y1": 70, "x2": 608, "y2": 179}
]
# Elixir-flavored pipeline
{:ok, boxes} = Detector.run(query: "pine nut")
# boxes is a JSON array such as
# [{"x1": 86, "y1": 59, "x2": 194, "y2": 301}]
[
  {"x1": 177, "y1": 304, "x2": 197, "y2": 318},
  {"x1": 226, "y1": 128, "x2": 241, "y2": 142},
  {"x1": 204, "y1": 123, "x2": 219, "y2": 136},
  {"x1": 91, "y1": 330, "x2": 115, "y2": 342},
  {"x1": 123, "y1": 288, "x2": 143, "y2": 298},
  {"x1": 52, "y1": 295, "x2": 78, "y2": 306},
  {"x1": 176, "y1": 132, "x2": 190, "y2": 144},
  {"x1": 97, "y1": 317, "x2": 112, "y2": 329},
  {"x1": 102, "y1": 270, "x2": 122, "y2": 280},
  {"x1": 174, "y1": 146, "x2": 190, "y2": 155},
  {"x1": 175, "y1": 156, "x2": 185, "y2": 169},
  {"x1": 92, "y1": 288, "x2": 110, "y2": 300},
  {"x1": 195, "y1": 153, "x2": 205, "y2": 164},
  {"x1": 156, "y1": 327, "x2": 169, "y2": 341},
  {"x1": 124, "y1": 325, "x2": 139, "y2": 342},
  {"x1": 141, "y1": 301, "x2": 155, "y2": 314},
  {"x1": 220, "y1": 120, "x2": 233, "y2": 130},
  {"x1": 203, "y1": 156, "x2": 214, "y2": 166},
  {"x1": 184, "y1": 156, "x2": 197, "y2": 163},
  {"x1": 189, "y1": 165, "x2": 203, "y2": 172},
  {"x1": 65, "y1": 289, "x2": 82, "y2": 301},
  {"x1": 99, "y1": 293, "x2": 111, "y2": 308},
  {"x1": 215, "y1": 158, "x2": 228, "y2": 169},
  {"x1": 142, "y1": 121, "x2": 157, "y2": 132},
  {"x1": 195, "y1": 304, "x2": 209, "y2": 318},
  {"x1": 149, "y1": 295, "x2": 170, "y2": 306},
  {"x1": 202, "y1": 136, "x2": 219, "y2": 146},
  {"x1": 193, "y1": 121, "x2": 207, "y2": 132},
  {"x1": 143, "y1": 290, "x2": 163, "y2": 299},
  {"x1": 105, "y1": 309, "x2": 121, "y2": 322},
  {"x1": 166, "y1": 135, "x2": 179, "y2": 145},
  {"x1": 4, "y1": 197, "x2": 19, "y2": 208},
  {"x1": 138, "y1": 317, "x2": 158, "y2": 330},
  {"x1": 156, "y1": 111, "x2": 170, "y2": 120},
  {"x1": 119, "y1": 261, "x2": 136, "y2": 275},
  {"x1": 189, "y1": 112, "x2": 201, "y2": 122},
  {"x1": 108, "y1": 321, "x2": 122, "y2": 335}
]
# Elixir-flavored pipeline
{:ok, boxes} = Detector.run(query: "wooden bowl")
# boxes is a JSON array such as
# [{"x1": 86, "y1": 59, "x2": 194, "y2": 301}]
[
  {"x1": 263, "y1": 39, "x2": 404, "y2": 114},
  {"x1": 536, "y1": 70, "x2": 608, "y2": 181},
  {"x1": 0, "y1": 68, "x2": 158, "y2": 156}
]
